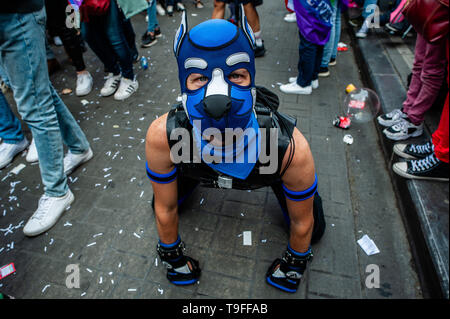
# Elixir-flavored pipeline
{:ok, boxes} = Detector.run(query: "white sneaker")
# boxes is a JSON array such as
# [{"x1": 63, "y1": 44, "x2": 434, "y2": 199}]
[
  {"x1": 76, "y1": 71, "x2": 93, "y2": 96},
  {"x1": 177, "y1": 3, "x2": 185, "y2": 11},
  {"x1": 280, "y1": 81, "x2": 312, "y2": 95},
  {"x1": 64, "y1": 147, "x2": 93, "y2": 176},
  {"x1": 0, "y1": 138, "x2": 29, "y2": 169},
  {"x1": 377, "y1": 108, "x2": 408, "y2": 127},
  {"x1": 167, "y1": 5, "x2": 174, "y2": 16},
  {"x1": 289, "y1": 77, "x2": 318, "y2": 89},
  {"x1": 383, "y1": 118, "x2": 424, "y2": 141},
  {"x1": 156, "y1": 3, "x2": 166, "y2": 16},
  {"x1": 284, "y1": 12, "x2": 296, "y2": 23},
  {"x1": 100, "y1": 73, "x2": 121, "y2": 97},
  {"x1": 114, "y1": 77, "x2": 139, "y2": 101},
  {"x1": 26, "y1": 138, "x2": 38, "y2": 163},
  {"x1": 23, "y1": 189, "x2": 75, "y2": 237}
]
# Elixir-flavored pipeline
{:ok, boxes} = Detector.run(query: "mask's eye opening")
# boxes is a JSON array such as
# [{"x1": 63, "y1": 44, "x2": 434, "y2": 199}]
[
  {"x1": 226, "y1": 68, "x2": 252, "y2": 88},
  {"x1": 186, "y1": 73, "x2": 210, "y2": 92}
]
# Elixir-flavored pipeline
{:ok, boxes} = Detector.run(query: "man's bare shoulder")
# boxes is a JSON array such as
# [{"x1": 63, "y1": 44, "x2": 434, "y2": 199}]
[{"x1": 146, "y1": 113, "x2": 169, "y2": 151}]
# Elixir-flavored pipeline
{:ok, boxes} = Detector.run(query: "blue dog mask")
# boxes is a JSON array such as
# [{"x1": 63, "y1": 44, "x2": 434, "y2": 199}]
[{"x1": 173, "y1": 8, "x2": 261, "y2": 180}]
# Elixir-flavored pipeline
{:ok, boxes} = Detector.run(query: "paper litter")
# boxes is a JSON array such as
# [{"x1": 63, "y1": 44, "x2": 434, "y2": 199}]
[
  {"x1": 243, "y1": 231, "x2": 252, "y2": 246},
  {"x1": 10, "y1": 164, "x2": 26, "y2": 175},
  {"x1": 343, "y1": 134, "x2": 354, "y2": 145},
  {"x1": 357, "y1": 234, "x2": 380, "y2": 256}
]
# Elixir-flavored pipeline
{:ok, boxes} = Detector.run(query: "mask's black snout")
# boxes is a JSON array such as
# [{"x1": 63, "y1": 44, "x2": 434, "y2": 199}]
[{"x1": 202, "y1": 95, "x2": 232, "y2": 120}]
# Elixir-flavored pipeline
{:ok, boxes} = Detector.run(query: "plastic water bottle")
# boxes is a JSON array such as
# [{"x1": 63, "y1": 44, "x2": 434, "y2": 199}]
[{"x1": 140, "y1": 56, "x2": 148, "y2": 70}]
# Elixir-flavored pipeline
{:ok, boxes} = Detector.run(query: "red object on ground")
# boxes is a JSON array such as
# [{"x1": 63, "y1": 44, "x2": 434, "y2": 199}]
[{"x1": 432, "y1": 39, "x2": 449, "y2": 163}]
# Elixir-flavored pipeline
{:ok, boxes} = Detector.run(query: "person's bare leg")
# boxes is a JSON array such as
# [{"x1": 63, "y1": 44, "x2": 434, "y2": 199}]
[
  {"x1": 243, "y1": 2, "x2": 264, "y2": 56},
  {"x1": 212, "y1": 0, "x2": 226, "y2": 19},
  {"x1": 243, "y1": 2, "x2": 260, "y2": 33}
]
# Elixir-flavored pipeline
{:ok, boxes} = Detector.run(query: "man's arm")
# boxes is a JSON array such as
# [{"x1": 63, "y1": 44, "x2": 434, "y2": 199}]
[
  {"x1": 280, "y1": 127, "x2": 316, "y2": 253},
  {"x1": 145, "y1": 113, "x2": 179, "y2": 245}
]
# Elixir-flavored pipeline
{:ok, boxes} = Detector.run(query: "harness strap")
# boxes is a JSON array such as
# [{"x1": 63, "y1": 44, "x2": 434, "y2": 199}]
[
  {"x1": 282, "y1": 174, "x2": 318, "y2": 201},
  {"x1": 146, "y1": 162, "x2": 178, "y2": 184}
]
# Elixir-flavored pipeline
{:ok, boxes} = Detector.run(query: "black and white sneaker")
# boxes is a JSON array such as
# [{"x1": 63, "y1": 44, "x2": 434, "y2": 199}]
[
  {"x1": 100, "y1": 73, "x2": 121, "y2": 97},
  {"x1": 377, "y1": 108, "x2": 409, "y2": 127},
  {"x1": 154, "y1": 28, "x2": 162, "y2": 38},
  {"x1": 141, "y1": 32, "x2": 158, "y2": 48},
  {"x1": 393, "y1": 153, "x2": 449, "y2": 182},
  {"x1": 383, "y1": 117, "x2": 423, "y2": 141},
  {"x1": 318, "y1": 67, "x2": 330, "y2": 77},
  {"x1": 114, "y1": 77, "x2": 138, "y2": 101},
  {"x1": 254, "y1": 41, "x2": 266, "y2": 58},
  {"x1": 393, "y1": 140, "x2": 434, "y2": 159}
]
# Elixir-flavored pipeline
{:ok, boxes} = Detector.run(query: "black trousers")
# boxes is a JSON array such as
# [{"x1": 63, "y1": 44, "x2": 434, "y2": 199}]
[{"x1": 45, "y1": 0, "x2": 86, "y2": 71}]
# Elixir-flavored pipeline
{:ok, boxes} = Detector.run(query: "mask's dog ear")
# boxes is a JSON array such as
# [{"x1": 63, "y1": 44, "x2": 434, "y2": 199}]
[
  {"x1": 174, "y1": 10, "x2": 188, "y2": 57},
  {"x1": 239, "y1": 4, "x2": 256, "y2": 50}
]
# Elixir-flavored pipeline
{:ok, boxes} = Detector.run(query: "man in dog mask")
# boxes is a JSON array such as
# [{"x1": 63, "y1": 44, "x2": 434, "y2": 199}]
[{"x1": 145, "y1": 7, "x2": 326, "y2": 293}]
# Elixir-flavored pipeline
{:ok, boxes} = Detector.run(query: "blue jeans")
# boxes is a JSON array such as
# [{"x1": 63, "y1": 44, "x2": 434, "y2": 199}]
[
  {"x1": 362, "y1": 0, "x2": 378, "y2": 19},
  {"x1": 321, "y1": 0, "x2": 341, "y2": 68},
  {"x1": 297, "y1": 32, "x2": 324, "y2": 87},
  {"x1": 0, "y1": 8, "x2": 90, "y2": 197},
  {"x1": 0, "y1": 91, "x2": 24, "y2": 144},
  {"x1": 81, "y1": 0, "x2": 135, "y2": 79},
  {"x1": 147, "y1": 0, "x2": 160, "y2": 33}
]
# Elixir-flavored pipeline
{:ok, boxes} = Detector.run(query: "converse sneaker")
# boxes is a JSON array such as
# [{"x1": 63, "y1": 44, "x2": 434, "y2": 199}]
[
  {"x1": 393, "y1": 153, "x2": 449, "y2": 182},
  {"x1": 23, "y1": 189, "x2": 75, "y2": 237},
  {"x1": 154, "y1": 28, "x2": 162, "y2": 38},
  {"x1": 383, "y1": 118, "x2": 423, "y2": 141},
  {"x1": 26, "y1": 138, "x2": 39, "y2": 163},
  {"x1": 101, "y1": 73, "x2": 121, "y2": 97},
  {"x1": 289, "y1": 77, "x2": 319, "y2": 89},
  {"x1": 75, "y1": 71, "x2": 93, "y2": 96},
  {"x1": 280, "y1": 82, "x2": 312, "y2": 95},
  {"x1": 284, "y1": 12, "x2": 296, "y2": 23},
  {"x1": 64, "y1": 147, "x2": 93, "y2": 176},
  {"x1": 0, "y1": 138, "x2": 29, "y2": 169},
  {"x1": 393, "y1": 140, "x2": 434, "y2": 159},
  {"x1": 377, "y1": 108, "x2": 408, "y2": 127}
]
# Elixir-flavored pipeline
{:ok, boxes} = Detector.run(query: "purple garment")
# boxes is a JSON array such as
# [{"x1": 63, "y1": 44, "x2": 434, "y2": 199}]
[{"x1": 294, "y1": 0, "x2": 333, "y2": 45}]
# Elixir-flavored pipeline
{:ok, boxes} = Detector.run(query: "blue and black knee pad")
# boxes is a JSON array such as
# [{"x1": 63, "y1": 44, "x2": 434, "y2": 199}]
[
  {"x1": 266, "y1": 245, "x2": 313, "y2": 293},
  {"x1": 157, "y1": 236, "x2": 201, "y2": 286}
]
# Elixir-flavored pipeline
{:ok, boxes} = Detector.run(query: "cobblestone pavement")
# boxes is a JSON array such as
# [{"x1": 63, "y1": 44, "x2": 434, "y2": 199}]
[{"x1": 0, "y1": 1, "x2": 422, "y2": 299}]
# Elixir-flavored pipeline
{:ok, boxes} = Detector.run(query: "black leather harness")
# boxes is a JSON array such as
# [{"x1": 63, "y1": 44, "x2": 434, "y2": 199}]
[{"x1": 165, "y1": 87, "x2": 297, "y2": 190}]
